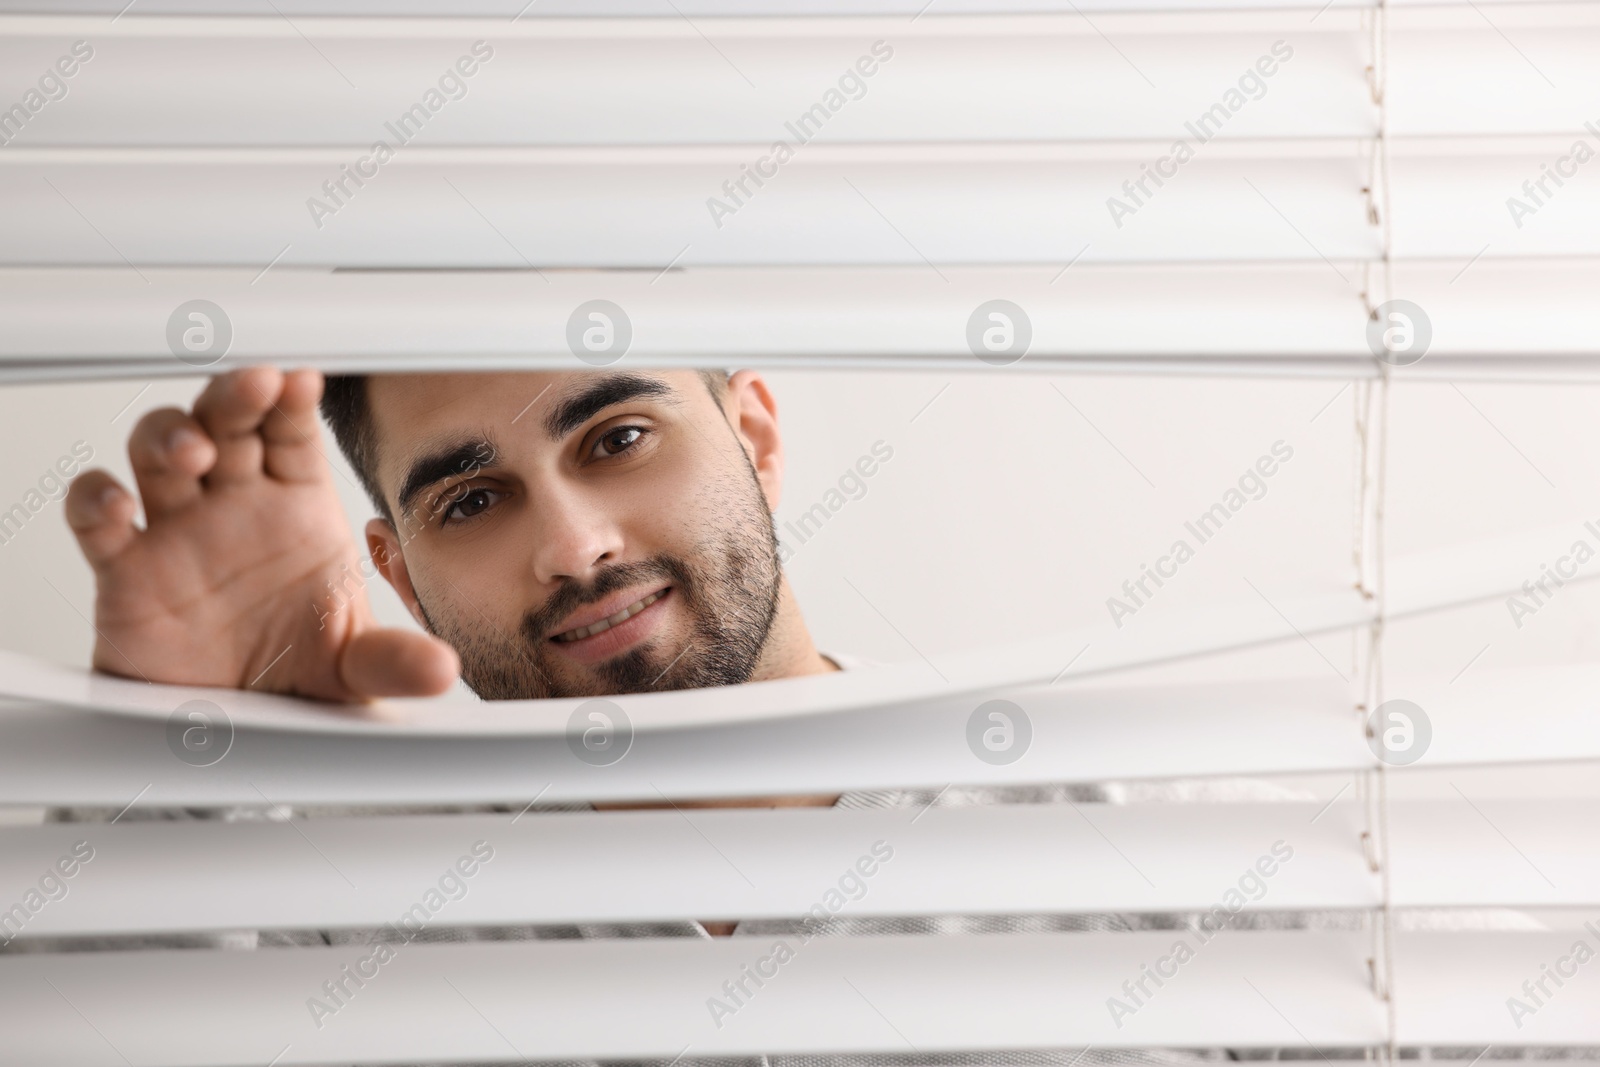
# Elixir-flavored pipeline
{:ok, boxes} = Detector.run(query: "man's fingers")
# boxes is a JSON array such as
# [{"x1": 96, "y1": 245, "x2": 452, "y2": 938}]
[
  {"x1": 127, "y1": 407, "x2": 217, "y2": 518},
  {"x1": 260, "y1": 369, "x2": 331, "y2": 484},
  {"x1": 64, "y1": 470, "x2": 139, "y2": 568},
  {"x1": 191, "y1": 365, "x2": 283, "y2": 486},
  {"x1": 339, "y1": 628, "x2": 461, "y2": 699}
]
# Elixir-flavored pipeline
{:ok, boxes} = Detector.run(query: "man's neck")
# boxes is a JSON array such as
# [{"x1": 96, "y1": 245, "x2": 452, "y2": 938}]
[{"x1": 749, "y1": 573, "x2": 838, "y2": 683}]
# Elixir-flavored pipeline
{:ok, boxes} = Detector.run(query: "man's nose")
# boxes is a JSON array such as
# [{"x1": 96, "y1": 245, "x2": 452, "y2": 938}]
[{"x1": 525, "y1": 484, "x2": 626, "y2": 587}]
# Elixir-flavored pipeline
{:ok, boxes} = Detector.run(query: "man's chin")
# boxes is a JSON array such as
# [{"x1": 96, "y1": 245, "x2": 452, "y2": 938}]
[
  {"x1": 455, "y1": 644, "x2": 687, "y2": 701},
  {"x1": 519, "y1": 639, "x2": 763, "y2": 700},
  {"x1": 562, "y1": 642, "x2": 708, "y2": 697}
]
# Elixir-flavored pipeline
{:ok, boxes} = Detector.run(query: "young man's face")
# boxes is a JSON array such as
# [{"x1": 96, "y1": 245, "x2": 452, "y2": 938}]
[{"x1": 363, "y1": 369, "x2": 787, "y2": 700}]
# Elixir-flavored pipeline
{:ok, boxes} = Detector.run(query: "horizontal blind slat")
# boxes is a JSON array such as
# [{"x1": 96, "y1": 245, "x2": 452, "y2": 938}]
[
  {"x1": 0, "y1": 805, "x2": 1375, "y2": 937},
  {"x1": 2, "y1": 801, "x2": 1591, "y2": 938},
  {"x1": 6, "y1": 664, "x2": 1600, "y2": 805},
  {"x1": 1395, "y1": 932, "x2": 1600, "y2": 1045},
  {"x1": 0, "y1": 931, "x2": 1385, "y2": 1063},
  {"x1": 0, "y1": 13, "x2": 1594, "y2": 143},
  {"x1": 5, "y1": 266, "x2": 1600, "y2": 374},
  {"x1": 0, "y1": 158, "x2": 1592, "y2": 266},
  {"x1": 0, "y1": 2, "x2": 1515, "y2": 20},
  {"x1": 0, "y1": 676, "x2": 1363, "y2": 806}
]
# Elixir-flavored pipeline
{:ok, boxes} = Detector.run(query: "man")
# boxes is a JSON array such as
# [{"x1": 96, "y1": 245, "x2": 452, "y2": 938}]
[
  {"x1": 49, "y1": 367, "x2": 1531, "y2": 1067},
  {"x1": 63, "y1": 364, "x2": 849, "y2": 703}
]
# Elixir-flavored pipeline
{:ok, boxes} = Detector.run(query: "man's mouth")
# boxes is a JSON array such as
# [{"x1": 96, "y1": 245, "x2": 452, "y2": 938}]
[{"x1": 551, "y1": 587, "x2": 670, "y2": 643}]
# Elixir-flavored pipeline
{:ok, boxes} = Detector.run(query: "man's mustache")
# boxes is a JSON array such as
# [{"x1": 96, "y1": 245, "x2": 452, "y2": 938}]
[{"x1": 520, "y1": 557, "x2": 688, "y2": 643}]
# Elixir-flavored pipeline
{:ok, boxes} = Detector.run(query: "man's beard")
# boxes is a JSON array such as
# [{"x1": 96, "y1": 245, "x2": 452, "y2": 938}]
[{"x1": 414, "y1": 463, "x2": 784, "y2": 700}]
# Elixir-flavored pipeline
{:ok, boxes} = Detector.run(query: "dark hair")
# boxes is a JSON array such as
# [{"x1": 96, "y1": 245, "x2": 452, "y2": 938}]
[{"x1": 320, "y1": 369, "x2": 731, "y2": 523}]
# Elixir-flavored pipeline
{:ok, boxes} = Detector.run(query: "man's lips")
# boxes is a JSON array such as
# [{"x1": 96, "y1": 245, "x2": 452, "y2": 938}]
[{"x1": 549, "y1": 585, "x2": 672, "y2": 643}]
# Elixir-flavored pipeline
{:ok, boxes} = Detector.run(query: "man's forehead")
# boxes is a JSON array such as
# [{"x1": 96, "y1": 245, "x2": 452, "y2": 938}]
[
  {"x1": 371, "y1": 369, "x2": 699, "y2": 426},
  {"x1": 369, "y1": 369, "x2": 583, "y2": 423}
]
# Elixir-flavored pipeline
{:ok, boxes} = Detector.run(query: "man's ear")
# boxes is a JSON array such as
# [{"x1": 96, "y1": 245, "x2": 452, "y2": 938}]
[
  {"x1": 366, "y1": 518, "x2": 431, "y2": 631},
  {"x1": 724, "y1": 370, "x2": 783, "y2": 510}
]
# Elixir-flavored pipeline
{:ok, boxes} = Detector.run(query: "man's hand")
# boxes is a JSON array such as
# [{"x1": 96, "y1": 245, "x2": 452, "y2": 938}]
[{"x1": 64, "y1": 366, "x2": 460, "y2": 702}]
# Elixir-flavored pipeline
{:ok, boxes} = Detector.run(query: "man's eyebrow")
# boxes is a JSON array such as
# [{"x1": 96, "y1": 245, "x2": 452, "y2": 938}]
[
  {"x1": 395, "y1": 437, "x2": 497, "y2": 522},
  {"x1": 542, "y1": 373, "x2": 678, "y2": 441}
]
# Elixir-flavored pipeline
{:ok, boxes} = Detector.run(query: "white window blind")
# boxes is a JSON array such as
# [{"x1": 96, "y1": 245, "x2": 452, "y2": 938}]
[
  {"x1": 0, "y1": 3, "x2": 1598, "y2": 377},
  {"x1": 1, "y1": 3, "x2": 1597, "y2": 1065}
]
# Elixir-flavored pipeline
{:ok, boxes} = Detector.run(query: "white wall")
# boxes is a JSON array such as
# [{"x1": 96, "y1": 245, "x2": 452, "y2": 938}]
[{"x1": 3, "y1": 370, "x2": 1598, "y2": 694}]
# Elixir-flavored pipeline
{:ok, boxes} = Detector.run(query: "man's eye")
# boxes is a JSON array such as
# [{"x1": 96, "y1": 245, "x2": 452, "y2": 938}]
[
  {"x1": 594, "y1": 425, "x2": 646, "y2": 458},
  {"x1": 442, "y1": 487, "x2": 499, "y2": 525}
]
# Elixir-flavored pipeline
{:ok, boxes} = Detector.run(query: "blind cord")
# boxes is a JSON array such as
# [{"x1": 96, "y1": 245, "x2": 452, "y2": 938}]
[{"x1": 1365, "y1": 0, "x2": 1398, "y2": 1059}]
